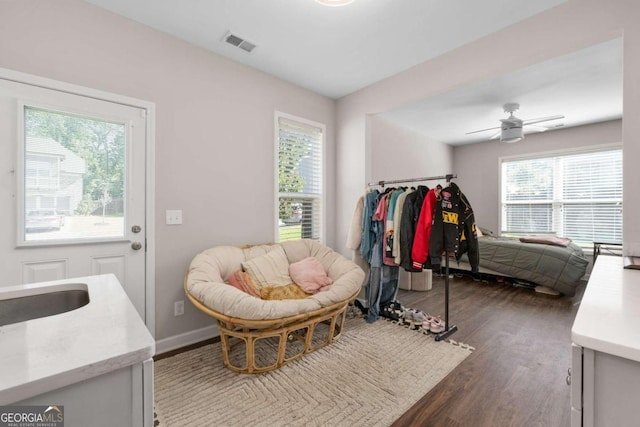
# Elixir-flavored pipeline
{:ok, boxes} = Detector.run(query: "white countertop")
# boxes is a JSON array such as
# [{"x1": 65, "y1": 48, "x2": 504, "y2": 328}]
[
  {"x1": 572, "y1": 256, "x2": 640, "y2": 362},
  {"x1": 0, "y1": 274, "x2": 155, "y2": 404}
]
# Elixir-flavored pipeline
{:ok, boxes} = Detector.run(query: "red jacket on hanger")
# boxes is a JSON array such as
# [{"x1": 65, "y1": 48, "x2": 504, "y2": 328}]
[{"x1": 410, "y1": 186, "x2": 439, "y2": 270}]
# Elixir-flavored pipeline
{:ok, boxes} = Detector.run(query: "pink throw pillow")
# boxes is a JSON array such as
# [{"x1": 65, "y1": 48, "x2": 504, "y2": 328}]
[
  {"x1": 519, "y1": 235, "x2": 572, "y2": 247},
  {"x1": 289, "y1": 257, "x2": 333, "y2": 294}
]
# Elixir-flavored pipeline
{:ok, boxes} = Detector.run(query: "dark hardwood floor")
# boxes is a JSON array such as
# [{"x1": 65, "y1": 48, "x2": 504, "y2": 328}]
[{"x1": 390, "y1": 273, "x2": 585, "y2": 427}]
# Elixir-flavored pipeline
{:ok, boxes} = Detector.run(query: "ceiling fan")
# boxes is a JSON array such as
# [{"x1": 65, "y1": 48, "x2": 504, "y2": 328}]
[{"x1": 466, "y1": 103, "x2": 565, "y2": 143}]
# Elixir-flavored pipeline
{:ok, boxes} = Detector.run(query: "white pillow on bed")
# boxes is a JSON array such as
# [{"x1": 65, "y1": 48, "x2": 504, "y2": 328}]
[{"x1": 241, "y1": 245, "x2": 292, "y2": 288}]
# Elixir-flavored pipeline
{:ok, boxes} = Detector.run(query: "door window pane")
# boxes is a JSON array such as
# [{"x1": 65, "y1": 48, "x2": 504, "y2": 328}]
[{"x1": 22, "y1": 106, "x2": 126, "y2": 243}]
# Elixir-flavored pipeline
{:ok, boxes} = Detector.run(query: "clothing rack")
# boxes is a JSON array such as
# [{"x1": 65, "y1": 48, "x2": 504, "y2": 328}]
[
  {"x1": 367, "y1": 173, "x2": 456, "y2": 188},
  {"x1": 368, "y1": 172, "x2": 458, "y2": 342}
]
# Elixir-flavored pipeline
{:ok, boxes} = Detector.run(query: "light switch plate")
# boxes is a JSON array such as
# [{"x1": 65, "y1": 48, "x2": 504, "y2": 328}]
[{"x1": 166, "y1": 209, "x2": 183, "y2": 225}]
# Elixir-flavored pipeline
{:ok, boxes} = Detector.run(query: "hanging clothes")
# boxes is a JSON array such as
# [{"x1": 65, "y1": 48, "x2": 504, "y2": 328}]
[
  {"x1": 365, "y1": 191, "x2": 399, "y2": 323},
  {"x1": 383, "y1": 188, "x2": 404, "y2": 265},
  {"x1": 399, "y1": 185, "x2": 429, "y2": 272},
  {"x1": 358, "y1": 173, "x2": 460, "y2": 340},
  {"x1": 429, "y1": 182, "x2": 480, "y2": 272},
  {"x1": 360, "y1": 189, "x2": 380, "y2": 263},
  {"x1": 392, "y1": 187, "x2": 413, "y2": 264},
  {"x1": 346, "y1": 193, "x2": 365, "y2": 252},
  {"x1": 410, "y1": 186, "x2": 440, "y2": 270}
]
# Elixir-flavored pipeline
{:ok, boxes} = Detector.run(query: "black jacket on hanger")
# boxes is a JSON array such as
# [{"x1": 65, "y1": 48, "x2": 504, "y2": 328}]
[{"x1": 429, "y1": 182, "x2": 479, "y2": 272}]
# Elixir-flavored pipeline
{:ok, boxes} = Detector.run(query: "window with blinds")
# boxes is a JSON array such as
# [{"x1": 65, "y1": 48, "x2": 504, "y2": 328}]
[
  {"x1": 501, "y1": 148, "x2": 622, "y2": 247},
  {"x1": 276, "y1": 113, "x2": 324, "y2": 243}
]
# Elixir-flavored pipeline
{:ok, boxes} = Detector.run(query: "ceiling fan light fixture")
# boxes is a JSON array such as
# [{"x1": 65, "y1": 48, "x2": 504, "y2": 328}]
[
  {"x1": 315, "y1": 0, "x2": 355, "y2": 6},
  {"x1": 500, "y1": 126, "x2": 524, "y2": 143},
  {"x1": 501, "y1": 136, "x2": 523, "y2": 143}
]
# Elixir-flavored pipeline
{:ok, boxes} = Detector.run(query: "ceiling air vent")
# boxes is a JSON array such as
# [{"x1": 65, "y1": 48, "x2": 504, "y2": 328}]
[{"x1": 223, "y1": 31, "x2": 257, "y2": 53}]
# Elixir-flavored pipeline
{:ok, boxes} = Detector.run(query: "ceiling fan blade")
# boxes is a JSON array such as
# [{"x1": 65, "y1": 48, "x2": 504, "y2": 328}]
[
  {"x1": 522, "y1": 115, "x2": 565, "y2": 126},
  {"x1": 524, "y1": 123, "x2": 565, "y2": 133},
  {"x1": 466, "y1": 125, "x2": 501, "y2": 135},
  {"x1": 489, "y1": 130, "x2": 502, "y2": 140},
  {"x1": 525, "y1": 124, "x2": 549, "y2": 132}
]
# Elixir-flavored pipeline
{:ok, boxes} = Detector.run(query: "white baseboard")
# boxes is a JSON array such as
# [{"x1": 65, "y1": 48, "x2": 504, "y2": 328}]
[{"x1": 155, "y1": 324, "x2": 219, "y2": 356}]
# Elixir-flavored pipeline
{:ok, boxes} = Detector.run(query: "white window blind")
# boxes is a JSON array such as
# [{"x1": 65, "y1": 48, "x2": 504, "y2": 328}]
[
  {"x1": 276, "y1": 115, "x2": 323, "y2": 242},
  {"x1": 501, "y1": 148, "x2": 622, "y2": 246}
]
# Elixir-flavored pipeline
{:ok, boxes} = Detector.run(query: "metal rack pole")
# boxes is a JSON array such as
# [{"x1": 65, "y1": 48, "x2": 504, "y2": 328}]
[
  {"x1": 367, "y1": 173, "x2": 456, "y2": 188},
  {"x1": 435, "y1": 253, "x2": 458, "y2": 341}
]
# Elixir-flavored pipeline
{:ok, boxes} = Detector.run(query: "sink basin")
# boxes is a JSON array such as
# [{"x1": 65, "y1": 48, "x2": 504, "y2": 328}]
[{"x1": 0, "y1": 283, "x2": 89, "y2": 327}]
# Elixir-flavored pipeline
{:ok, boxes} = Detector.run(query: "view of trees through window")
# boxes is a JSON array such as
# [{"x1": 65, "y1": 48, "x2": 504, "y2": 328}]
[
  {"x1": 277, "y1": 115, "x2": 323, "y2": 242},
  {"x1": 278, "y1": 134, "x2": 307, "y2": 222},
  {"x1": 23, "y1": 106, "x2": 126, "y2": 241}
]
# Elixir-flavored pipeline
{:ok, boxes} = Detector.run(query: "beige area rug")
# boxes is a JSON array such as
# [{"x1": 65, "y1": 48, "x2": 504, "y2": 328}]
[{"x1": 154, "y1": 316, "x2": 474, "y2": 427}]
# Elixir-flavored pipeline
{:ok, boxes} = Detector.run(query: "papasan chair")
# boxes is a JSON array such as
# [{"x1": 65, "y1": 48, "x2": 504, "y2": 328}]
[{"x1": 184, "y1": 239, "x2": 365, "y2": 374}]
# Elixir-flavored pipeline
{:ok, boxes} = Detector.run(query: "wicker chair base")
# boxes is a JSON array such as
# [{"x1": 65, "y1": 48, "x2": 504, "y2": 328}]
[
  {"x1": 219, "y1": 303, "x2": 348, "y2": 374},
  {"x1": 184, "y1": 275, "x2": 356, "y2": 374}
]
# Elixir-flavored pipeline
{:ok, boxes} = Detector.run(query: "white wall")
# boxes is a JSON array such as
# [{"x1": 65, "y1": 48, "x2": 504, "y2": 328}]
[
  {"x1": 0, "y1": 0, "x2": 336, "y2": 341},
  {"x1": 369, "y1": 116, "x2": 453, "y2": 185},
  {"x1": 336, "y1": 0, "x2": 640, "y2": 258},
  {"x1": 622, "y1": 25, "x2": 640, "y2": 255},
  {"x1": 452, "y1": 120, "x2": 622, "y2": 235}
]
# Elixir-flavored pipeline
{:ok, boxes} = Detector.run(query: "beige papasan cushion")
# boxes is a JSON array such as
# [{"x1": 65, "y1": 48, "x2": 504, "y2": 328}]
[{"x1": 186, "y1": 240, "x2": 365, "y2": 321}]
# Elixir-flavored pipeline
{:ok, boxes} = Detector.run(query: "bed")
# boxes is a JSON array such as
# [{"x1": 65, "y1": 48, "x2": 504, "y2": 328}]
[{"x1": 452, "y1": 235, "x2": 589, "y2": 297}]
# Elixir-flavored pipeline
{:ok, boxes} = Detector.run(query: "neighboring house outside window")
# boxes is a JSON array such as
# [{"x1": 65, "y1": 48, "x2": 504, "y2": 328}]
[
  {"x1": 275, "y1": 112, "x2": 325, "y2": 243},
  {"x1": 500, "y1": 147, "x2": 622, "y2": 248},
  {"x1": 25, "y1": 137, "x2": 86, "y2": 216}
]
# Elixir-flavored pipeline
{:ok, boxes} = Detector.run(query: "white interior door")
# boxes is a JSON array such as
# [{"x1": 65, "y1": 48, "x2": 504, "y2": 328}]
[{"x1": 0, "y1": 74, "x2": 150, "y2": 323}]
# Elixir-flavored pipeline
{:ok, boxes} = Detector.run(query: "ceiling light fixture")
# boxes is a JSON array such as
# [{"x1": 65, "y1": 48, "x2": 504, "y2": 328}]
[
  {"x1": 315, "y1": 0, "x2": 355, "y2": 6},
  {"x1": 500, "y1": 125, "x2": 524, "y2": 143}
]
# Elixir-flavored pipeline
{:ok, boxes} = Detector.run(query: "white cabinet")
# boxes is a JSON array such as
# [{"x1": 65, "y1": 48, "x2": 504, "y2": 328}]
[
  {"x1": 571, "y1": 345, "x2": 640, "y2": 426},
  {"x1": 571, "y1": 256, "x2": 640, "y2": 427},
  {"x1": 570, "y1": 344, "x2": 583, "y2": 427},
  {"x1": 16, "y1": 359, "x2": 153, "y2": 427}
]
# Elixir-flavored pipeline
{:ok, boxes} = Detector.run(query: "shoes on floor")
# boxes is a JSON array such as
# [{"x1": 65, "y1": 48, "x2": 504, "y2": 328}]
[
  {"x1": 428, "y1": 316, "x2": 446, "y2": 333},
  {"x1": 396, "y1": 308, "x2": 444, "y2": 333},
  {"x1": 421, "y1": 315, "x2": 433, "y2": 332},
  {"x1": 381, "y1": 301, "x2": 405, "y2": 321},
  {"x1": 401, "y1": 308, "x2": 415, "y2": 327},
  {"x1": 353, "y1": 299, "x2": 368, "y2": 315},
  {"x1": 412, "y1": 310, "x2": 427, "y2": 330}
]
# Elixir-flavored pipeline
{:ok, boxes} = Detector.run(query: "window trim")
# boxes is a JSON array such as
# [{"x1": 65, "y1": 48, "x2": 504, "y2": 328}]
[
  {"x1": 274, "y1": 111, "x2": 326, "y2": 244},
  {"x1": 498, "y1": 143, "x2": 623, "y2": 247}
]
